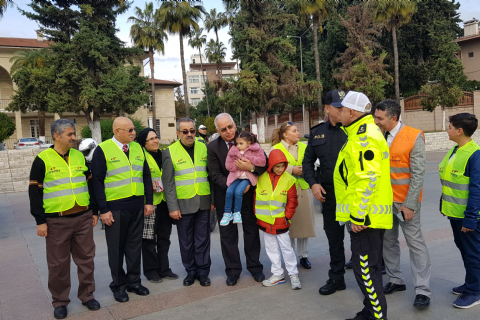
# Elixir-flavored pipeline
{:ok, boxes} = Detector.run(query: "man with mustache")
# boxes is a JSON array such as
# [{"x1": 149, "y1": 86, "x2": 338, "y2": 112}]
[{"x1": 92, "y1": 117, "x2": 154, "y2": 302}]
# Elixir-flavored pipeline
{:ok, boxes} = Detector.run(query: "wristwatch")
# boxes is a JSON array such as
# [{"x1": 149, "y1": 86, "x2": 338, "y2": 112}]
[{"x1": 251, "y1": 165, "x2": 255, "y2": 173}]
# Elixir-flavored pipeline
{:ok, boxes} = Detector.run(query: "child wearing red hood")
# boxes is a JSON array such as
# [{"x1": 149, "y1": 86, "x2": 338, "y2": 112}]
[{"x1": 255, "y1": 149, "x2": 300, "y2": 289}]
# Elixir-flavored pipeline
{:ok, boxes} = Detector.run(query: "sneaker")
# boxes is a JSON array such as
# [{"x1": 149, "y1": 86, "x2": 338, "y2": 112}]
[
  {"x1": 233, "y1": 212, "x2": 242, "y2": 224},
  {"x1": 290, "y1": 274, "x2": 301, "y2": 290},
  {"x1": 262, "y1": 274, "x2": 285, "y2": 287},
  {"x1": 220, "y1": 213, "x2": 233, "y2": 226},
  {"x1": 453, "y1": 292, "x2": 480, "y2": 309},
  {"x1": 453, "y1": 284, "x2": 466, "y2": 295}
]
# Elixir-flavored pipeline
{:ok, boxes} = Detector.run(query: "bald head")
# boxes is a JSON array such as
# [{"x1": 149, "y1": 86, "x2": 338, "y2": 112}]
[{"x1": 113, "y1": 117, "x2": 136, "y2": 144}]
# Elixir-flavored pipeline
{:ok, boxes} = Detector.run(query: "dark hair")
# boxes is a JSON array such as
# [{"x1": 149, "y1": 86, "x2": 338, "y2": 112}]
[
  {"x1": 235, "y1": 131, "x2": 257, "y2": 145},
  {"x1": 271, "y1": 121, "x2": 294, "y2": 146},
  {"x1": 375, "y1": 99, "x2": 401, "y2": 120},
  {"x1": 449, "y1": 113, "x2": 478, "y2": 137}
]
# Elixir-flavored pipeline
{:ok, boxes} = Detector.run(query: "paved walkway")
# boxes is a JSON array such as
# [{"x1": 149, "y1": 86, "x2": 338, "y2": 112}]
[{"x1": 1, "y1": 150, "x2": 479, "y2": 320}]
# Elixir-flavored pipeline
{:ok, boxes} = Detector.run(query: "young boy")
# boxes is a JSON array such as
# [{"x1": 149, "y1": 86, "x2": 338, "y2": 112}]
[
  {"x1": 439, "y1": 113, "x2": 480, "y2": 308},
  {"x1": 255, "y1": 149, "x2": 300, "y2": 290}
]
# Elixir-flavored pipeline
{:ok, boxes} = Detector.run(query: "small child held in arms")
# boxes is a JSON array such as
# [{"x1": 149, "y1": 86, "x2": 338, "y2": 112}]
[
  {"x1": 222, "y1": 131, "x2": 266, "y2": 226},
  {"x1": 255, "y1": 149, "x2": 301, "y2": 290}
]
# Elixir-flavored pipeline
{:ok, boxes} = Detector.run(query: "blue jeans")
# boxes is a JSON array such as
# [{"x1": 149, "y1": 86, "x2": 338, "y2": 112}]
[{"x1": 224, "y1": 179, "x2": 251, "y2": 214}]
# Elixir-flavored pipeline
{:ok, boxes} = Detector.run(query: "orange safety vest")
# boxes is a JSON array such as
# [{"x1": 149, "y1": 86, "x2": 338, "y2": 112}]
[{"x1": 389, "y1": 125, "x2": 424, "y2": 203}]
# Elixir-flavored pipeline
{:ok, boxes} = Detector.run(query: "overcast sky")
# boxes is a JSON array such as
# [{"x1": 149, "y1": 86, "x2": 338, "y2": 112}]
[{"x1": 1, "y1": 0, "x2": 479, "y2": 83}]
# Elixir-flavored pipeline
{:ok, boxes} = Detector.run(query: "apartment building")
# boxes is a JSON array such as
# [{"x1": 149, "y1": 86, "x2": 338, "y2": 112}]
[{"x1": 455, "y1": 18, "x2": 480, "y2": 81}]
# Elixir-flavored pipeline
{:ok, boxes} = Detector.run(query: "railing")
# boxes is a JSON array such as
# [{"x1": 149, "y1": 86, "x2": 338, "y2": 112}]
[
  {"x1": 0, "y1": 99, "x2": 13, "y2": 112},
  {"x1": 404, "y1": 91, "x2": 474, "y2": 110}
]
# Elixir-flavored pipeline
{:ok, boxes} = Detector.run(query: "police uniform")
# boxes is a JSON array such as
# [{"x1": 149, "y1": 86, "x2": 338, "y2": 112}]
[{"x1": 303, "y1": 121, "x2": 347, "y2": 281}]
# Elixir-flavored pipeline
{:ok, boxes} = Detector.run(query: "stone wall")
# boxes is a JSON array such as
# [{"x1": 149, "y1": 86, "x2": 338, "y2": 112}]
[{"x1": 0, "y1": 149, "x2": 42, "y2": 194}]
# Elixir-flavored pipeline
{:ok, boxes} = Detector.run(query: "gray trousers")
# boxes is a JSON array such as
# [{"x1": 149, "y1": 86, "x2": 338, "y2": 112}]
[
  {"x1": 383, "y1": 203, "x2": 432, "y2": 297},
  {"x1": 291, "y1": 238, "x2": 309, "y2": 258}
]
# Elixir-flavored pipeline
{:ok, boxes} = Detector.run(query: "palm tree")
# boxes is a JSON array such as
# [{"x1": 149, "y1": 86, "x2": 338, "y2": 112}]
[
  {"x1": 188, "y1": 28, "x2": 210, "y2": 117},
  {"x1": 205, "y1": 39, "x2": 227, "y2": 77},
  {"x1": 157, "y1": 0, "x2": 205, "y2": 118},
  {"x1": 367, "y1": 0, "x2": 417, "y2": 101},
  {"x1": 0, "y1": 0, "x2": 13, "y2": 18},
  {"x1": 128, "y1": 2, "x2": 167, "y2": 129},
  {"x1": 223, "y1": 1, "x2": 239, "y2": 69},
  {"x1": 204, "y1": 8, "x2": 227, "y2": 43}
]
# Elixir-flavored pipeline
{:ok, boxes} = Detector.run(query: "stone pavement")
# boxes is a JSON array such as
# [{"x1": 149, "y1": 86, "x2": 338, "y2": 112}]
[{"x1": 1, "y1": 150, "x2": 479, "y2": 320}]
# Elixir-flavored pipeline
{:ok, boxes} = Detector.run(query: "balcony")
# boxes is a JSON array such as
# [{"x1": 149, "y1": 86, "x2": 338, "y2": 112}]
[{"x1": 0, "y1": 99, "x2": 13, "y2": 112}]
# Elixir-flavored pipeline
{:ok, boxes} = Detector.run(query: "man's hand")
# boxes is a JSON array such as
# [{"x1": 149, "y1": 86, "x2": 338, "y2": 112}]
[
  {"x1": 144, "y1": 204, "x2": 154, "y2": 216},
  {"x1": 292, "y1": 166, "x2": 303, "y2": 176},
  {"x1": 235, "y1": 158, "x2": 253, "y2": 171},
  {"x1": 211, "y1": 204, "x2": 215, "y2": 212},
  {"x1": 170, "y1": 210, "x2": 182, "y2": 220},
  {"x1": 37, "y1": 223, "x2": 48, "y2": 237},
  {"x1": 243, "y1": 185, "x2": 251, "y2": 194},
  {"x1": 101, "y1": 211, "x2": 115, "y2": 226},
  {"x1": 312, "y1": 184, "x2": 326, "y2": 203},
  {"x1": 462, "y1": 227, "x2": 474, "y2": 233},
  {"x1": 92, "y1": 215, "x2": 98, "y2": 227},
  {"x1": 399, "y1": 206, "x2": 414, "y2": 222},
  {"x1": 351, "y1": 223, "x2": 368, "y2": 233}
]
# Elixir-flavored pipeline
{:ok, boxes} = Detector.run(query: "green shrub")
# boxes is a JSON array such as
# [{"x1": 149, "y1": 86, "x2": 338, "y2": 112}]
[
  {"x1": 0, "y1": 112, "x2": 16, "y2": 142},
  {"x1": 80, "y1": 117, "x2": 146, "y2": 142}
]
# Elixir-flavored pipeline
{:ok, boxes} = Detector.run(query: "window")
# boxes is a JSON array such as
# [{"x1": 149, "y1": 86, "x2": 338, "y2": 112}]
[
  {"x1": 222, "y1": 67, "x2": 231, "y2": 70},
  {"x1": 192, "y1": 59, "x2": 196, "y2": 64},
  {"x1": 201, "y1": 75, "x2": 206, "y2": 85},
  {"x1": 30, "y1": 119, "x2": 40, "y2": 138},
  {"x1": 469, "y1": 52, "x2": 474, "y2": 57},
  {"x1": 190, "y1": 87, "x2": 199, "y2": 95},
  {"x1": 189, "y1": 75, "x2": 200, "y2": 84},
  {"x1": 191, "y1": 98, "x2": 201, "y2": 106}
]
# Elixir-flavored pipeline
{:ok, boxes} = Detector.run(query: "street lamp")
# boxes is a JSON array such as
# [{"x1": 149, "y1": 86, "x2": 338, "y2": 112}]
[{"x1": 287, "y1": 24, "x2": 313, "y2": 136}]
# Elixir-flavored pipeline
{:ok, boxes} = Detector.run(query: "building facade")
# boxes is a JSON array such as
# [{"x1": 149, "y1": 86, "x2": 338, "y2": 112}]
[{"x1": 455, "y1": 18, "x2": 480, "y2": 81}]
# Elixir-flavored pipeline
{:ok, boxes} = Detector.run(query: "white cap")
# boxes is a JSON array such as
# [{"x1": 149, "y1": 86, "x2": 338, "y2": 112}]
[
  {"x1": 199, "y1": 125, "x2": 207, "y2": 129},
  {"x1": 341, "y1": 91, "x2": 372, "y2": 113}
]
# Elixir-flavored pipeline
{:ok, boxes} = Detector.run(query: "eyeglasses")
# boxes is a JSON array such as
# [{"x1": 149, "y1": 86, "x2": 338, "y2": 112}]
[
  {"x1": 219, "y1": 124, "x2": 234, "y2": 132},
  {"x1": 120, "y1": 128, "x2": 136, "y2": 133},
  {"x1": 180, "y1": 129, "x2": 196, "y2": 135},
  {"x1": 146, "y1": 136, "x2": 159, "y2": 142}
]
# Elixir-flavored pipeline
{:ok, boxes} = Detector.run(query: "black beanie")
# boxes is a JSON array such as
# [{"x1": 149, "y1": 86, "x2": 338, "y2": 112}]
[{"x1": 137, "y1": 128, "x2": 157, "y2": 148}]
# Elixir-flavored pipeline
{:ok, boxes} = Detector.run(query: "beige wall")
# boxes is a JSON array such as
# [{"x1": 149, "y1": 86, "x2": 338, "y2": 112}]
[
  {"x1": 0, "y1": 65, "x2": 13, "y2": 100},
  {"x1": 459, "y1": 40, "x2": 480, "y2": 81},
  {"x1": 149, "y1": 85, "x2": 177, "y2": 143}
]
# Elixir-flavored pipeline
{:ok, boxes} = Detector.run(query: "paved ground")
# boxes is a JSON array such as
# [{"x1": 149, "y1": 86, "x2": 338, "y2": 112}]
[{"x1": 1, "y1": 150, "x2": 479, "y2": 320}]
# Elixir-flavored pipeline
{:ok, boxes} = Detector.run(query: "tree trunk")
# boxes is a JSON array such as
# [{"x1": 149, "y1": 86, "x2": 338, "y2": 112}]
[
  {"x1": 38, "y1": 111, "x2": 45, "y2": 137},
  {"x1": 215, "y1": 29, "x2": 219, "y2": 43},
  {"x1": 149, "y1": 47, "x2": 157, "y2": 130},
  {"x1": 257, "y1": 110, "x2": 266, "y2": 143},
  {"x1": 85, "y1": 109, "x2": 102, "y2": 143},
  {"x1": 179, "y1": 32, "x2": 190, "y2": 118},
  {"x1": 313, "y1": 17, "x2": 323, "y2": 121},
  {"x1": 199, "y1": 48, "x2": 210, "y2": 117},
  {"x1": 392, "y1": 23, "x2": 400, "y2": 102}
]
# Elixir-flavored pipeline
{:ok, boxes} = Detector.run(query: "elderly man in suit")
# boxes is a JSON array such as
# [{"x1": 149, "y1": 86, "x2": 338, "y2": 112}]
[
  {"x1": 374, "y1": 99, "x2": 432, "y2": 308},
  {"x1": 207, "y1": 113, "x2": 267, "y2": 286}
]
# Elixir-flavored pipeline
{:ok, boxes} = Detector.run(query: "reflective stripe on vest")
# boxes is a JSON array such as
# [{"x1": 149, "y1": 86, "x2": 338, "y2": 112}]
[
  {"x1": 389, "y1": 125, "x2": 424, "y2": 203},
  {"x1": 168, "y1": 140, "x2": 210, "y2": 199},
  {"x1": 272, "y1": 142, "x2": 309, "y2": 189},
  {"x1": 98, "y1": 139, "x2": 145, "y2": 201},
  {"x1": 255, "y1": 171, "x2": 296, "y2": 225},
  {"x1": 37, "y1": 148, "x2": 90, "y2": 213},
  {"x1": 439, "y1": 140, "x2": 480, "y2": 219},
  {"x1": 144, "y1": 149, "x2": 164, "y2": 205}
]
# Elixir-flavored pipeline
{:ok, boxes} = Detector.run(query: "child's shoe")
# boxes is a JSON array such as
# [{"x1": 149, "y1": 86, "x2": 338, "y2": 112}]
[
  {"x1": 233, "y1": 212, "x2": 242, "y2": 224},
  {"x1": 262, "y1": 274, "x2": 285, "y2": 287},
  {"x1": 453, "y1": 292, "x2": 480, "y2": 309},
  {"x1": 220, "y1": 213, "x2": 233, "y2": 226},
  {"x1": 290, "y1": 274, "x2": 301, "y2": 290}
]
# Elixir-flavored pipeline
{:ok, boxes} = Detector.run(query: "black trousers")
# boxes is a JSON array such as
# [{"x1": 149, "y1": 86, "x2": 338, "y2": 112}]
[
  {"x1": 322, "y1": 184, "x2": 346, "y2": 281},
  {"x1": 105, "y1": 208, "x2": 144, "y2": 293},
  {"x1": 351, "y1": 228, "x2": 387, "y2": 320},
  {"x1": 215, "y1": 187, "x2": 263, "y2": 276},
  {"x1": 176, "y1": 209, "x2": 211, "y2": 277},
  {"x1": 142, "y1": 201, "x2": 174, "y2": 279}
]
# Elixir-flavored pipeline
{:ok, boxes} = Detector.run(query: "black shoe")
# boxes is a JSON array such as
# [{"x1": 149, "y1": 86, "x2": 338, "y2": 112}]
[
  {"x1": 299, "y1": 257, "x2": 311, "y2": 269},
  {"x1": 127, "y1": 284, "x2": 150, "y2": 296},
  {"x1": 54, "y1": 306, "x2": 67, "y2": 319},
  {"x1": 113, "y1": 291, "x2": 129, "y2": 303},
  {"x1": 383, "y1": 282, "x2": 406, "y2": 294},
  {"x1": 414, "y1": 294, "x2": 430, "y2": 308},
  {"x1": 346, "y1": 311, "x2": 368, "y2": 320},
  {"x1": 345, "y1": 259, "x2": 353, "y2": 269},
  {"x1": 147, "y1": 275, "x2": 162, "y2": 283},
  {"x1": 82, "y1": 299, "x2": 100, "y2": 311},
  {"x1": 183, "y1": 275, "x2": 195, "y2": 286},
  {"x1": 226, "y1": 275, "x2": 239, "y2": 286},
  {"x1": 253, "y1": 272, "x2": 265, "y2": 282},
  {"x1": 198, "y1": 275, "x2": 211, "y2": 286},
  {"x1": 162, "y1": 271, "x2": 179, "y2": 280},
  {"x1": 319, "y1": 278, "x2": 346, "y2": 295}
]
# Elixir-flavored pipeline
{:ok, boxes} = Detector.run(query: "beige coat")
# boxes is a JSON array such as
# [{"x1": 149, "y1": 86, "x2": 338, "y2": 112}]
[{"x1": 279, "y1": 140, "x2": 316, "y2": 239}]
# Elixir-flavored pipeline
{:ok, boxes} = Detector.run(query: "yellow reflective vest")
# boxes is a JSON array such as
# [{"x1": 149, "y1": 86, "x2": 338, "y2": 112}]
[
  {"x1": 255, "y1": 171, "x2": 296, "y2": 225},
  {"x1": 37, "y1": 148, "x2": 90, "y2": 213},
  {"x1": 272, "y1": 142, "x2": 309, "y2": 190},
  {"x1": 333, "y1": 114, "x2": 393, "y2": 229},
  {"x1": 144, "y1": 149, "x2": 164, "y2": 205},
  {"x1": 98, "y1": 139, "x2": 145, "y2": 201},
  {"x1": 168, "y1": 140, "x2": 210, "y2": 199},
  {"x1": 439, "y1": 140, "x2": 480, "y2": 219}
]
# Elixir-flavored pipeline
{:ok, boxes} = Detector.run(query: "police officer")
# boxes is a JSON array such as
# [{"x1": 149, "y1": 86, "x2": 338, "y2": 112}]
[
  {"x1": 197, "y1": 124, "x2": 209, "y2": 144},
  {"x1": 303, "y1": 90, "x2": 348, "y2": 295}
]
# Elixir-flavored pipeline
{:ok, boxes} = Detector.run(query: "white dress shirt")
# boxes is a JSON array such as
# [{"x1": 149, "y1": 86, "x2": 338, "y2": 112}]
[
  {"x1": 386, "y1": 121, "x2": 402, "y2": 147},
  {"x1": 112, "y1": 136, "x2": 129, "y2": 151}
]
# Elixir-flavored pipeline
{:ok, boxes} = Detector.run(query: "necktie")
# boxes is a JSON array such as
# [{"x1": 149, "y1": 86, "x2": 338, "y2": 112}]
[
  {"x1": 123, "y1": 144, "x2": 128, "y2": 152},
  {"x1": 384, "y1": 131, "x2": 390, "y2": 141},
  {"x1": 228, "y1": 142, "x2": 233, "y2": 150}
]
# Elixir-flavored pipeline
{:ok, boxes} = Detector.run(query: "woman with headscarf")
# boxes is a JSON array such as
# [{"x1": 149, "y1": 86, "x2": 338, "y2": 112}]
[{"x1": 137, "y1": 128, "x2": 178, "y2": 283}]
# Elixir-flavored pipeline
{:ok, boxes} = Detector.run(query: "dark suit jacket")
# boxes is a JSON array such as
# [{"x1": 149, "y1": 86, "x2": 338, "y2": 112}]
[{"x1": 207, "y1": 136, "x2": 268, "y2": 214}]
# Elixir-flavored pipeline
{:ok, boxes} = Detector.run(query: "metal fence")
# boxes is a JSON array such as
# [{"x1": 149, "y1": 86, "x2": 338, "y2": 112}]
[{"x1": 404, "y1": 91, "x2": 474, "y2": 110}]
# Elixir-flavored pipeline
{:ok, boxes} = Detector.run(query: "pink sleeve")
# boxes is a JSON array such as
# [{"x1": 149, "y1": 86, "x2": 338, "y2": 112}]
[
  {"x1": 225, "y1": 150, "x2": 238, "y2": 172},
  {"x1": 247, "y1": 149, "x2": 266, "y2": 167}
]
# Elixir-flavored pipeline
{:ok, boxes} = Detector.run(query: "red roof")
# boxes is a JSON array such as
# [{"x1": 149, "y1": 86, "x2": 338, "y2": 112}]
[
  {"x1": 147, "y1": 79, "x2": 182, "y2": 87},
  {"x1": 455, "y1": 33, "x2": 480, "y2": 43},
  {"x1": 0, "y1": 37, "x2": 52, "y2": 48}
]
